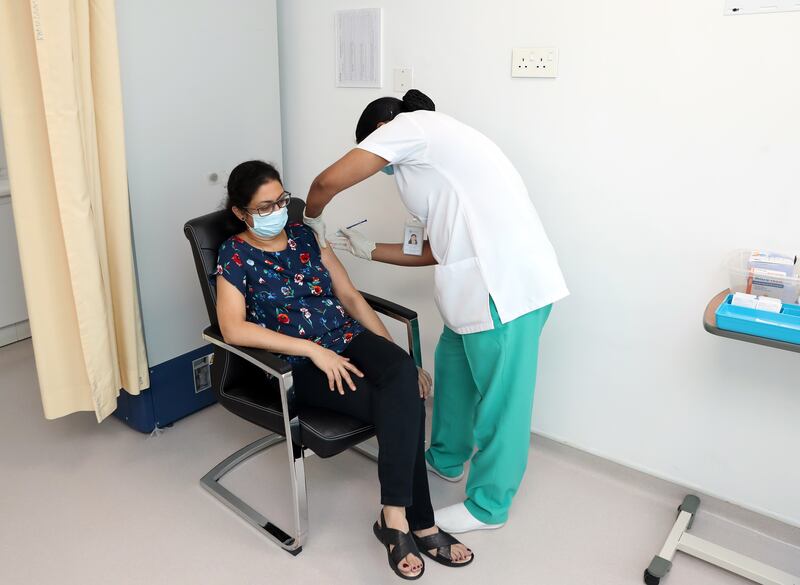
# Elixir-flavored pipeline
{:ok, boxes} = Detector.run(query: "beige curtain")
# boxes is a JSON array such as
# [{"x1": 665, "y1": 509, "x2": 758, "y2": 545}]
[{"x1": 0, "y1": 0, "x2": 149, "y2": 421}]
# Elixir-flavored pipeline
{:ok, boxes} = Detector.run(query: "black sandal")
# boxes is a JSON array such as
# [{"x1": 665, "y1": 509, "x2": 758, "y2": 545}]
[
  {"x1": 373, "y1": 510, "x2": 425, "y2": 580},
  {"x1": 413, "y1": 529, "x2": 474, "y2": 568}
]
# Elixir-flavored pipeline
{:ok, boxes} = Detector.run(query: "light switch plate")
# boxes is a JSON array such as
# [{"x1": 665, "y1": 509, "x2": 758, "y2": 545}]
[
  {"x1": 724, "y1": 0, "x2": 800, "y2": 15},
  {"x1": 394, "y1": 67, "x2": 413, "y2": 92},
  {"x1": 512, "y1": 48, "x2": 558, "y2": 78}
]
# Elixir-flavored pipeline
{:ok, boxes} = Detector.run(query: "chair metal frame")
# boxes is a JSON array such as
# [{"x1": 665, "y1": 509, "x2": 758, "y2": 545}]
[{"x1": 199, "y1": 301, "x2": 421, "y2": 555}]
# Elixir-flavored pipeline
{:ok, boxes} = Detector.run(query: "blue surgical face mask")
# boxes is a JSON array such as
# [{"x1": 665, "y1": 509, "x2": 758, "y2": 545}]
[
  {"x1": 249, "y1": 206, "x2": 288, "y2": 239},
  {"x1": 380, "y1": 165, "x2": 395, "y2": 176}
]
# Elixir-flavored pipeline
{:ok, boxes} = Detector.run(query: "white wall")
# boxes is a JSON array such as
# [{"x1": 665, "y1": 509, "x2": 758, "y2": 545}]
[
  {"x1": 116, "y1": 0, "x2": 283, "y2": 365},
  {"x1": 277, "y1": 1, "x2": 800, "y2": 526}
]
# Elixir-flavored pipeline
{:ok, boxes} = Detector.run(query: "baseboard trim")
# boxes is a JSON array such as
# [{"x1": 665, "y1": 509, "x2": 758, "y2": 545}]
[
  {"x1": 532, "y1": 430, "x2": 800, "y2": 547},
  {"x1": 0, "y1": 320, "x2": 31, "y2": 348}
]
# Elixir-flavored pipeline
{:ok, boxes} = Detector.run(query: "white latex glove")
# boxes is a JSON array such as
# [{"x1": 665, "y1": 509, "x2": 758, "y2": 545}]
[
  {"x1": 329, "y1": 227, "x2": 376, "y2": 260},
  {"x1": 418, "y1": 367, "x2": 433, "y2": 399},
  {"x1": 303, "y1": 212, "x2": 327, "y2": 248}
]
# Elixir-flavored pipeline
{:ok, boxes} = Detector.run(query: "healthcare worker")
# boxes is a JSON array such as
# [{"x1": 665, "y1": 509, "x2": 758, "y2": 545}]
[{"x1": 303, "y1": 90, "x2": 569, "y2": 534}]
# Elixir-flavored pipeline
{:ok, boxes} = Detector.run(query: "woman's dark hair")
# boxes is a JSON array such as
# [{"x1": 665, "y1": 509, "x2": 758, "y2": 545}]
[
  {"x1": 355, "y1": 89, "x2": 435, "y2": 143},
  {"x1": 225, "y1": 160, "x2": 282, "y2": 212},
  {"x1": 223, "y1": 160, "x2": 282, "y2": 230}
]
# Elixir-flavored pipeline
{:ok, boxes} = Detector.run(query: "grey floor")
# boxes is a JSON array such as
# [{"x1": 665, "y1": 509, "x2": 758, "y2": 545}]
[{"x1": 1, "y1": 339, "x2": 799, "y2": 585}]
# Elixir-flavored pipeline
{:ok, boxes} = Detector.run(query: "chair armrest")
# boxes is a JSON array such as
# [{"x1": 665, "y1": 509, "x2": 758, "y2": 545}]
[
  {"x1": 203, "y1": 325, "x2": 303, "y2": 445},
  {"x1": 360, "y1": 291, "x2": 423, "y2": 368},
  {"x1": 203, "y1": 325, "x2": 293, "y2": 377},
  {"x1": 360, "y1": 291, "x2": 417, "y2": 321}
]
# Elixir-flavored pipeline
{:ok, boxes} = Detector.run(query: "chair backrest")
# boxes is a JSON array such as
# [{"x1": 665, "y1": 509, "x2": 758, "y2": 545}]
[{"x1": 183, "y1": 198, "x2": 307, "y2": 326}]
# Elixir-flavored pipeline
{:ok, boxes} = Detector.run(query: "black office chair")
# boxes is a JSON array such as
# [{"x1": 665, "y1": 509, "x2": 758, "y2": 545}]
[{"x1": 183, "y1": 198, "x2": 422, "y2": 555}]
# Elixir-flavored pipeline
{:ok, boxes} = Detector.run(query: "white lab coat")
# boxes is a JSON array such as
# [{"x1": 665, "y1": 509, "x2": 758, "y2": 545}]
[{"x1": 358, "y1": 111, "x2": 568, "y2": 334}]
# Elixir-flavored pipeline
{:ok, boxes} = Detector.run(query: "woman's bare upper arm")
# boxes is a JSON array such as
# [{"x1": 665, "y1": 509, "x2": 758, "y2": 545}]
[
  {"x1": 216, "y1": 276, "x2": 247, "y2": 330},
  {"x1": 320, "y1": 245, "x2": 359, "y2": 301}
]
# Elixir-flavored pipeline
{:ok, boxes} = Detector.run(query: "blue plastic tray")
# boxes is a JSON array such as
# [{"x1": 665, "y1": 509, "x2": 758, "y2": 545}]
[{"x1": 715, "y1": 294, "x2": 800, "y2": 345}]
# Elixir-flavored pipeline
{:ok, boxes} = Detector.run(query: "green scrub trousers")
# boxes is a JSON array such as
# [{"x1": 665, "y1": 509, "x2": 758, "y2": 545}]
[{"x1": 425, "y1": 298, "x2": 552, "y2": 525}]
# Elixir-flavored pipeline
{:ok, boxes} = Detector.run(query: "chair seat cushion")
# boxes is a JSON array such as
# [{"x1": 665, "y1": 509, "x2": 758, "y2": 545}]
[{"x1": 220, "y1": 383, "x2": 375, "y2": 459}]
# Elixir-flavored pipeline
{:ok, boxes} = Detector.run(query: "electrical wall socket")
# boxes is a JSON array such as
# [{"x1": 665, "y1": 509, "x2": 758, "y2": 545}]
[
  {"x1": 512, "y1": 48, "x2": 558, "y2": 78},
  {"x1": 394, "y1": 67, "x2": 413, "y2": 92}
]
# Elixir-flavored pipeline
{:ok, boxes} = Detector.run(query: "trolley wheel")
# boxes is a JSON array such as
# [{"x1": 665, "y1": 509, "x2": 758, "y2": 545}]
[{"x1": 644, "y1": 569, "x2": 661, "y2": 585}]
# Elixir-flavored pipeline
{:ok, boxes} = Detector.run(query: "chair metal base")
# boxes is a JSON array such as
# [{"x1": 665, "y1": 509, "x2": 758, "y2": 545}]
[
  {"x1": 201, "y1": 434, "x2": 380, "y2": 556},
  {"x1": 200, "y1": 433, "x2": 308, "y2": 555}
]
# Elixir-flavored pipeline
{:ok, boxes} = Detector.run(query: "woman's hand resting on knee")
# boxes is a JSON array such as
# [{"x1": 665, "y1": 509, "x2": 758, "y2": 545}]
[
  {"x1": 308, "y1": 346, "x2": 364, "y2": 394},
  {"x1": 418, "y1": 367, "x2": 433, "y2": 399}
]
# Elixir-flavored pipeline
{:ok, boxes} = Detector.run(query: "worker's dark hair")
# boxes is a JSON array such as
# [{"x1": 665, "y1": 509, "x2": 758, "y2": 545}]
[
  {"x1": 355, "y1": 89, "x2": 435, "y2": 143},
  {"x1": 223, "y1": 161, "x2": 282, "y2": 228}
]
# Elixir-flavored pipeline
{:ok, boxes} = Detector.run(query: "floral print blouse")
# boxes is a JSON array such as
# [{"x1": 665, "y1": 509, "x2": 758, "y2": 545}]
[{"x1": 215, "y1": 223, "x2": 365, "y2": 363}]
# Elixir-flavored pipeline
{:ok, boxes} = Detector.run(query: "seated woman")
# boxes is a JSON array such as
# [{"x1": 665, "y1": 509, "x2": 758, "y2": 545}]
[{"x1": 215, "y1": 160, "x2": 474, "y2": 579}]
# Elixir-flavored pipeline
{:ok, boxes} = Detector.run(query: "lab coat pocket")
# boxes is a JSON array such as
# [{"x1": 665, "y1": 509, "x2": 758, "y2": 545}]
[{"x1": 434, "y1": 257, "x2": 491, "y2": 332}]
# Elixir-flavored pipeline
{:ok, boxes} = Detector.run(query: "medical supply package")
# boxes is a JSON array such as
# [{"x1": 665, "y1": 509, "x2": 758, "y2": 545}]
[
  {"x1": 728, "y1": 249, "x2": 800, "y2": 304},
  {"x1": 746, "y1": 250, "x2": 797, "y2": 301}
]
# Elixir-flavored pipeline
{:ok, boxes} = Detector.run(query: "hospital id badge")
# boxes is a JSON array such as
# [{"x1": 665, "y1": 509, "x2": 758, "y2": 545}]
[{"x1": 402, "y1": 217, "x2": 425, "y2": 256}]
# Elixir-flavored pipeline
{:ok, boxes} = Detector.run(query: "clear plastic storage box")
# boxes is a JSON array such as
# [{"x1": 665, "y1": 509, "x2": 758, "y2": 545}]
[{"x1": 728, "y1": 249, "x2": 800, "y2": 304}]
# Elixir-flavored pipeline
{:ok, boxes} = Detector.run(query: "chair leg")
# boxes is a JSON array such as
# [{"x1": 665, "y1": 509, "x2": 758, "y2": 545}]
[{"x1": 200, "y1": 433, "x2": 309, "y2": 555}]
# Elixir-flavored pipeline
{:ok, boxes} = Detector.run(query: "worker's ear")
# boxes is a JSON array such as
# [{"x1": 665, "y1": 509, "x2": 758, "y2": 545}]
[{"x1": 376, "y1": 122, "x2": 386, "y2": 129}]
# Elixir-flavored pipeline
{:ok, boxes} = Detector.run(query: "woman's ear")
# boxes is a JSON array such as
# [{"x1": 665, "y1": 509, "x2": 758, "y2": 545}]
[
  {"x1": 232, "y1": 207, "x2": 247, "y2": 223},
  {"x1": 376, "y1": 122, "x2": 386, "y2": 129}
]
